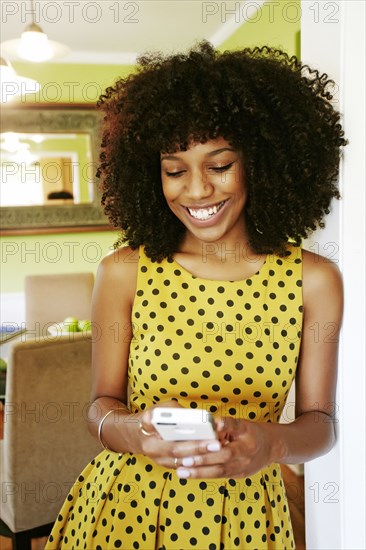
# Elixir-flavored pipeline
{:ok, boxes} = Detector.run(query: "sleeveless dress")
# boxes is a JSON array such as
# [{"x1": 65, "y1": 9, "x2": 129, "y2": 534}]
[{"x1": 46, "y1": 244, "x2": 303, "y2": 550}]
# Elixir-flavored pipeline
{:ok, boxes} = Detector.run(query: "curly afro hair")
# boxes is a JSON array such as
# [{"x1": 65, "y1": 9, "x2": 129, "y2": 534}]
[{"x1": 97, "y1": 41, "x2": 347, "y2": 261}]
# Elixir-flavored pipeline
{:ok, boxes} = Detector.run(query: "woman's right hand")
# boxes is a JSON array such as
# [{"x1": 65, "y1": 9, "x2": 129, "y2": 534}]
[{"x1": 136, "y1": 401, "x2": 222, "y2": 471}]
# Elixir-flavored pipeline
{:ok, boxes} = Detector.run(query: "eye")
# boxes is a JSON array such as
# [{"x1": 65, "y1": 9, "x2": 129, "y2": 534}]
[
  {"x1": 165, "y1": 170, "x2": 186, "y2": 178},
  {"x1": 209, "y1": 162, "x2": 235, "y2": 173}
]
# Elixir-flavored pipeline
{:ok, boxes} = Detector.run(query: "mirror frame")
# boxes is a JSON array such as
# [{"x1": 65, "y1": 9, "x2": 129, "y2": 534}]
[{"x1": 0, "y1": 103, "x2": 112, "y2": 234}]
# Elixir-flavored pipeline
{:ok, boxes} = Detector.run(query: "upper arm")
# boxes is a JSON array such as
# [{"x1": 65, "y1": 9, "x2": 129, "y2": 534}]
[
  {"x1": 295, "y1": 249, "x2": 344, "y2": 419},
  {"x1": 90, "y1": 246, "x2": 139, "y2": 404}
]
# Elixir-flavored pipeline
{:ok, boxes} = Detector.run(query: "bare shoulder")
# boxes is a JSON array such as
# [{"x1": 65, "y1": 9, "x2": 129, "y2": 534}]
[
  {"x1": 99, "y1": 246, "x2": 139, "y2": 275},
  {"x1": 95, "y1": 246, "x2": 140, "y2": 303},
  {"x1": 301, "y1": 248, "x2": 343, "y2": 311},
  {"x1": 302, "y1": 248, "x2": 342, "y2": 288}
]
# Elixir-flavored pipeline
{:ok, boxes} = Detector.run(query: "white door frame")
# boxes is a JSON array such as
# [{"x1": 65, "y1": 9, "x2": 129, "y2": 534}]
[{"x1": 301, "y1": 1, "x2": 366, "y2": 548}]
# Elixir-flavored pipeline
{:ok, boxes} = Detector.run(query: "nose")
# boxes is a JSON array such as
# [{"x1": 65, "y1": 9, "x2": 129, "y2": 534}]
[{"x1": 185, "y1": 167, "x2": 214, "y2": 201}]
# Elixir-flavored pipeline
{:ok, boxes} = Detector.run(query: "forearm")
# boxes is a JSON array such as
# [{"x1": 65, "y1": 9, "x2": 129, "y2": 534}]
[
  {"x1": 87, "y1": 397, "x2": 143, "y2": 454},
  {"x1": 266, "y1": 411, "x2": 337, "y2": 465}
]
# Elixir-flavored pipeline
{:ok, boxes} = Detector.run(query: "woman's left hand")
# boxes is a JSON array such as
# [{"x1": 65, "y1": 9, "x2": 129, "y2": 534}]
[{"x1": 173, "y1": 417, "x2": 280, "y2": 479}]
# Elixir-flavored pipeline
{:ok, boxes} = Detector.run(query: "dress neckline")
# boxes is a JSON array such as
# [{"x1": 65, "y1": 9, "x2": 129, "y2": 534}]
[{"x1": 167, "y1": 253, "x2": 269, "y2": 283}]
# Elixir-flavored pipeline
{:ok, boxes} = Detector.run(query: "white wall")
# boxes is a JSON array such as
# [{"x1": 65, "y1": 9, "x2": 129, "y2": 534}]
[
  {"x1": 0, "y1": 294, "x2": 25, "y2": 327},
  {"x1": 301, "y1": 1, "x2": 366, "y2": 548}
]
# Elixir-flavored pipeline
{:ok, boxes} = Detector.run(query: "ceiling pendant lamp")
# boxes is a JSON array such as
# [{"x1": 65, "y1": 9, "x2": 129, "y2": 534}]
[
  {"x1": 0, "y1": 57, "x2": 40, "y2": 103},
  {"x1": 1, "y1": 0, "x2": 70, "y2": 63}
]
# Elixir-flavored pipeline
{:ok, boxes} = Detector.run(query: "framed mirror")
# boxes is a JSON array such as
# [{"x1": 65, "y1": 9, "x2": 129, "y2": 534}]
[{"x1": 0, "y1": 104, "x2": 112, "y2": 234}]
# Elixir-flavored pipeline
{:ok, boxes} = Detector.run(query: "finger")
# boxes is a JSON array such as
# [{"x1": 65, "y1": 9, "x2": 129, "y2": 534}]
[
  {"x1": 217, "y1": 433, "x2": 257, "y2": 460},
  {"x1": 160, "y1": 441, "x2": 232, "y2": 472},
  {"x1": 139, "y1": 413, "x2": 158, "y2": 437},
  {"x1": 157, "y1": 452, "x2": 225, "y2": 471},
  {"x1": 155, "y1": 455, "x2": 181, "y2": 470},
  {"x1": 176, "y1": 454, "x2": 252, "y2": 480},
  {"x1": 151, "y1": 450, "x2": 202, "y2": 470},
  {"x1": 170, "y1": 438, "x2": 222, "y2": 458},
  {"x1": 149, "y1": 438, "x2": 224, "y2": 470},
  {"x1": 176, "y1": 438, "x2": 256, "y2": 474},
  {"x1": 218, "y1": 416, "x2": 248, "y2": 435},
  {"x1": 176, "y1": 463, "x2": 228, "y2": 479},
  {"x1": 141, "y1": 435, "x2": 178, "y2": 459}
]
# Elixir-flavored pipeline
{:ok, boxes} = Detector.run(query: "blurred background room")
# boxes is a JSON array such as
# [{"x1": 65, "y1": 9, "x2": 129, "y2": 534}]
[{"x1": 0, "y1": 2, "x2": 364, "y2": 549}]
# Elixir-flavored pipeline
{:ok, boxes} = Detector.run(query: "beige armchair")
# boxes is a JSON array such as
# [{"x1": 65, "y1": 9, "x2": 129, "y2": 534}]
[
  {"x1": 0, "y1": 333, "x2": 101, "y2": 550},
  {"x1": 25, "y1": 272, "x2": 94, "y2": 336}
]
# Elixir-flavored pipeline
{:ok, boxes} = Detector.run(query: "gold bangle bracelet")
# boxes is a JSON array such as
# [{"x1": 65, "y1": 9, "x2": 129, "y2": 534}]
[{"x1": 98, "y1": 408, "x2": 125, "y2": 451}]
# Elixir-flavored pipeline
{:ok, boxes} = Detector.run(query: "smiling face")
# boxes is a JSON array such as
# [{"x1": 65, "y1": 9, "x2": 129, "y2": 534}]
[{"x1": 160, "y1": 138, "x2": 248, "y2": 248}]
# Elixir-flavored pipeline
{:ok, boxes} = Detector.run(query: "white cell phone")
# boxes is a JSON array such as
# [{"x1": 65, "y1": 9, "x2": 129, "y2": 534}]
[{"x1": 151, "y1": 407, "x2": 217, "y2": 441}]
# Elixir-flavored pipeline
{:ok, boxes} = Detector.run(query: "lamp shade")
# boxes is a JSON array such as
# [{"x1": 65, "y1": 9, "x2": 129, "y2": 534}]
[
  {"x1": 1, "y1": 22, "x2": 70, "y2": 63},
  {"x1": 18, "y1": 29, "x2": 53, "y2": 62},
  {"x1": 0, "y1": 58, "x2": 40, "y2": 103}
]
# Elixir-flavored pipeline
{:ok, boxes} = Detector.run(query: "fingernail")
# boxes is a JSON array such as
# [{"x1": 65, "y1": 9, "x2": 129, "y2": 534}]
[
  {"x1": 176, "y1": 468, "x2": 191, "y2": 478},
  {"x1": 182, "y1": 457, "x2": 195, "y2": 467},
  {"x1": 207, "y1": 441, "x2": 221, "y2": 452}
]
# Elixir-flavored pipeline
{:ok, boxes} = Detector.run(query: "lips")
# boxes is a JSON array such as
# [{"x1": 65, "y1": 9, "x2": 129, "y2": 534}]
[{"x1": 186, "y1": 200, "x2": 228, "y2": 221}]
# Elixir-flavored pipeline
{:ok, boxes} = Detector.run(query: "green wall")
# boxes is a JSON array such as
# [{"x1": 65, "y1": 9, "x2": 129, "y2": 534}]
[
  {"x1": 2, "y1": 2, "x2": 300, "y2": 295},
  {"x1": 220, "y1": 0, "x2": 300, "y2": 57},
  {"x1": 10, "y1": 63, "x2": 135, "y2": 104},
  {"x1": 1, "y1": 231, "x2": 119, "y2": 293}
]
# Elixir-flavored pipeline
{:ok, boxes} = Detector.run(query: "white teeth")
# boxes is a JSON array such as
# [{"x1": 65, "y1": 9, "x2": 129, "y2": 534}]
[{"x1": 188, "y1": 201, "x2": 225, "y2": 220}]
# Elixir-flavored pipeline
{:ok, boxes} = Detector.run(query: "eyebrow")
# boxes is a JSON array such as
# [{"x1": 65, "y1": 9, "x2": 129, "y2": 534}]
[{"x1": 160, "y1": 147, "x2": 236, "y2": 161}]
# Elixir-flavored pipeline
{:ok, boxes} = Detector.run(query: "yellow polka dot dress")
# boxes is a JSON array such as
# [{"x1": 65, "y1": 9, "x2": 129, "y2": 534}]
[{"x1": 47, "y1": 244, "x2": 303, "y2": 549}]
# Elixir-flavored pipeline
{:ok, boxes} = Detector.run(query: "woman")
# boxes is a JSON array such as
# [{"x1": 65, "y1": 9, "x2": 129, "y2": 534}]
[{"x1": 47, "y1": 42, "x2": 346, "y2": 549}]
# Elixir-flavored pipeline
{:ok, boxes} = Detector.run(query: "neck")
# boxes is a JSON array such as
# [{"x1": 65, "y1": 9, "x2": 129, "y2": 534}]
[{"x1": 180, "y1": 231, "x2": 258, "y2": 264}]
